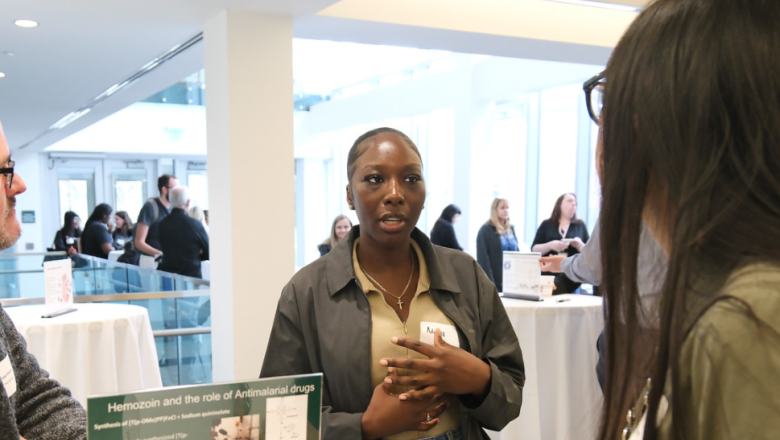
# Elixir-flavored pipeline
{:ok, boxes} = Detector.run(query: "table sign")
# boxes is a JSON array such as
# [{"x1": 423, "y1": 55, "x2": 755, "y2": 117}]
[
  {"x1": 502, "y1": 252, "x2": 542, "y2": 300},
  {"x1": 87, "y1": 373, "x2": 322, "y2": 440},
  {"x1": 43, "y1": 258, "x2": 75, "y2": 317}
]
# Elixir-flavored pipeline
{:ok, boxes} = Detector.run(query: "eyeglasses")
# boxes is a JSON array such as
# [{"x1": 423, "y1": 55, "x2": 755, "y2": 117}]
[
  {"x1": 0, "y1": 161, "x2": 15, "y2": 189},
  {"x1": 583, "y1": 71, "x2": 605, "y2": 124}
]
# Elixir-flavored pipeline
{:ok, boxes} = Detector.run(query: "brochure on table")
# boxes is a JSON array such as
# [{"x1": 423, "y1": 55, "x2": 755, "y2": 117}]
[
  {"x1": 502, "y1": 252, "x2": 542, "y2": 299},
  {"x1": 43, "y1": 258, "x2": 74, "y2": 316},
  {"x1": 87, "y1": 373, "x2": 322, "y2": 440}
]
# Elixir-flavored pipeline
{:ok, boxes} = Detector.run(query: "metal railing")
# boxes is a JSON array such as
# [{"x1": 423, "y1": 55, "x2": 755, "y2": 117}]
[{"x1": 0, "y1": 290, "x2": 212, "y2": 340}]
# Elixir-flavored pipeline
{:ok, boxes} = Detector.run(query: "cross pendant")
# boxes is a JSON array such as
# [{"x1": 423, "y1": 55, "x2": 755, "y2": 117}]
[{"x1": 397, "y1": 298, "x2": 404, "y2": 310}]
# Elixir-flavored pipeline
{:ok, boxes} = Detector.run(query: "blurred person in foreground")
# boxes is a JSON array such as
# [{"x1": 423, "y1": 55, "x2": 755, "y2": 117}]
[
  {"x1": 0, "y1": 121, "x2": 86, "y2": 439},
  {"x1": 594, "y1": 0, "x2": 780, "y2": 438},
  {"x1": 430, "y1": 204, "x2": 463, "y2": 251}
]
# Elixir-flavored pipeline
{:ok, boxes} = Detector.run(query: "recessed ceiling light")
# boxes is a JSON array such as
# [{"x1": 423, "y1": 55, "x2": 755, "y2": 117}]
[
  {"x1": 0, "y1": 73, "x2": 6, "y2": 78},
  {"x1": 546, "y1": 0, "x2": 641, "y2": 12},
  {"x1": 2, "y1": 51, "x2": 16, "y2": 57},
  {"x1": 14, "y1": 19, "x2": 39, "y2": 28}
]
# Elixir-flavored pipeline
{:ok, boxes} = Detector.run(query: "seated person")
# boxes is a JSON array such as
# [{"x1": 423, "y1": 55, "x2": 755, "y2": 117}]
[
  {"x1": 112, "y1": 211, "x2": 133, "y2": 250},
  {"x1": 80, "y1": 204, "x2": 116, "y2": 259},
  {"x1": 52, "y1": 211, "x2": 81, "y2": 257},
  {"x1": 0, "y1": 119, "x2": 86, "y2": 439},
  {"x1": 158, "y1": 186, "x2": 209, "y2": 278}
]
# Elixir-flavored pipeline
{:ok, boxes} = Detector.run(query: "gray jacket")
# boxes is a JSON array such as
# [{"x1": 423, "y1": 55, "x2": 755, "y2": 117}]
[
  {"x1": 0, "y1": 305, "x2": 86, "y2": 440},
  {"x1": 261, "y1": 226, "x2": 525, "y2": 440}
]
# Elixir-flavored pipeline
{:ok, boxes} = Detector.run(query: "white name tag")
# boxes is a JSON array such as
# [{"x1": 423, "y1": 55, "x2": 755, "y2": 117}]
[
  {"x1": 0, "y1": 355, "x2": 16, "y2": 398},
  {"x1": 420, "y1": 322, "x2": 460, "y2": 347}
]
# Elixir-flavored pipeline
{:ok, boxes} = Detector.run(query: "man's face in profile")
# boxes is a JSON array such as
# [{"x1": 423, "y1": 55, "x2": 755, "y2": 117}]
[{"x1": 0, "y1": 122, "x2": 27, "y2": 250}]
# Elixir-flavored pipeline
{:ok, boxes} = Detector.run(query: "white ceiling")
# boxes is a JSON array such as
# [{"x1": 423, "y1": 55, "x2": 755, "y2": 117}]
[{"x1": 0, "y1": 0, "x2": 646, "y2": 151}]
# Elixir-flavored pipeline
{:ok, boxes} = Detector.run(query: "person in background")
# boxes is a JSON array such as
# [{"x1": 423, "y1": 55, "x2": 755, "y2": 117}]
[
  {"x1": 80, "y1": 203, "x2": 116, "y2": 259},
  {"x1": 261, "y1": 128, "x2": 524, "y2": 440},
  {"x1": 476, "y1": 198, "x2": 518, "y2": 292},
  {"x1": 595, "y1": 1, "x2": 780, "y2": 438},
  {"x1": 158, "y1": 186, "x2": 209, "y2": 278},
  {"x1": 0, "y1": 120, "x2": 87, "y2": 439},
  {"x1": 318, "y1": 214, "x2": 352, "y2": 257},
  {"x1": 532, "y1": 193, "x2": 589, "y2": 293},
  {"x1": 188, "y1": 205, "x2": 209, "y2": 236},
  {"x1": 134, "y1": 174, "x2": 178, "y2": 268},
  {"x1": 112, "y1": 211, "x2": 133, "y2": 250},
  {"x1": 203, "y1": 209, "x2": 209, "y2": 226},
  {"x1": 53, "y1": 211, "x2": 81, "y2": 257},
  {"x1": 430, "y1": 204, "x2": 463, "y2": 251}
]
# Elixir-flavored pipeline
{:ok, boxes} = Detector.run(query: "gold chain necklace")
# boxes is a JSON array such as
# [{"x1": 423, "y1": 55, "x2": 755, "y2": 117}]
[{"x1": 359, "y1": 247, "x2": 415, "y2": 310}]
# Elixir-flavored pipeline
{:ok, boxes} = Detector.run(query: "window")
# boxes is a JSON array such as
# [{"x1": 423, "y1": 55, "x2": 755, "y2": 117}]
[
  {"x1": 57, "y1": 169, "x2": 96, "y2": 226},
  {"x1": 187, "y1": 172, "x2": 208, "y2": 210},
  {"x1": 113, "y1": 169, "x2": 148, "y2": 222}
]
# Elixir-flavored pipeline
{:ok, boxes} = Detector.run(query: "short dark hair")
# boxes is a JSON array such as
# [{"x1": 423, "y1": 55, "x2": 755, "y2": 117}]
[
  {"x1": 157, "y1": 174, "x2": 176, "y2": 194},
  {"x1": 440, "y1": 204, "x2": 461, "y2": 223},
  {"x1": 346, "y1": 128, "x2": 422, "y2": 182}
]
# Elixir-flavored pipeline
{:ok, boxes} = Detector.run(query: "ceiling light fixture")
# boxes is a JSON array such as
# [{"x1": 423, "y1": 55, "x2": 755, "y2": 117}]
[
  {"x1": 2, "y1": 51, "x2": 16, "y2": 57},
  {"x1": 0, "y1": 72, "x2": 5, "y2": 78},
  {"x1": 14, "y1": 19, "x2": 39, "y2": 28},
  {"x1": 546, "y1": 0, "x2": 642, "y2": 12},
  {"x1": 18, "y1": 32, "x2": 203, "y2": 149}
]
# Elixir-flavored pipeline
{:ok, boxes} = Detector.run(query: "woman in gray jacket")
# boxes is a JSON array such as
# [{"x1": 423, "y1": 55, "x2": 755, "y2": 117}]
[{"x1": 261, "y1": 128, "x2": 524, "y2": 440}]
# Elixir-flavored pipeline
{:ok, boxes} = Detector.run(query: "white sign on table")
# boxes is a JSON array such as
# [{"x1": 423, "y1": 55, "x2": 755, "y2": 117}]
[
  {"x1": 43, "y1": 258, "x2": 75, "y2": 317},
  {"x1": 502, "y1": 252, "x2": 542, "y2": 300}
]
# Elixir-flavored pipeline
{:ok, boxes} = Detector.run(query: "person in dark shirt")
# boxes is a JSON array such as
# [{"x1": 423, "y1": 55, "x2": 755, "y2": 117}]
[
  {"x1": 318, "y1": 215, "x2": 352, "y2": 257},
  {"x1": 134, "y1": 174, "x2": 177, "y2": 268},
  {"x1": 430, "y1": 204, "x2": 463, "y2": 251},
  {"x1": 158, "y1": 186, "x2": 209, "y2": 278},
  {"x1": 112, "y1": 211, "x2": 133, "y2": 250},
  {"x1": 476, "y1": 198, "x2": 519, "y2": 292},
  {"x1": 532, "y1": 193, "x2": 589, "y2": 293},
  {"x1": 80, "y1": 203, "x2": 116, "y2": 259},
  {"x1": 52, "y1": 211, "x2": 81, "y2": 257}
]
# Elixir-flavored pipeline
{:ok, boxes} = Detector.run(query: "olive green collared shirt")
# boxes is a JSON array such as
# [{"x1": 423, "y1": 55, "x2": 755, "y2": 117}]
[
  {"x1": 353, "y1": 238, "x2": 461, "y2": 439},
  {"x1": 656, "y1": 263, "x2": 780, "y2": 439}
]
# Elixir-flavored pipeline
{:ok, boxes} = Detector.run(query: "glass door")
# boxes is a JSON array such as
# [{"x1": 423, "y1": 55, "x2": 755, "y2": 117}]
[
  {"x1": 57, "y1": 168, "x2": 96, "y2": 226},
  {"x1": 113, "y1": 169, "x2": 148, "y2": 222}
]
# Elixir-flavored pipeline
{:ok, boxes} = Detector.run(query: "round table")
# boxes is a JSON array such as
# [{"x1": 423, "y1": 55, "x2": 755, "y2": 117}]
[
  {"x1": 5, "y1": 303, "x2": 163, "y2": 407},
  {"x1": 487, "y1": 294, "x2": 604, "y2": 440}
]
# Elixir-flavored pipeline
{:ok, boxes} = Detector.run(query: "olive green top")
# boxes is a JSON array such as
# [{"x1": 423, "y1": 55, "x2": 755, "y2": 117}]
[{"x1": 656, "y1": 263, "x2": 780, "y2": 439}]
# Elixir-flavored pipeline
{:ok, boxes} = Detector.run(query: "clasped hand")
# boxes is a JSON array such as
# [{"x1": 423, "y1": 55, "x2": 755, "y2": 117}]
[
  {"x1": 380, "y1": 329, "x2": 491, "y2": 400},
  {"x1": 361, "y1": 329, "x2": 492, "y2": 440}
]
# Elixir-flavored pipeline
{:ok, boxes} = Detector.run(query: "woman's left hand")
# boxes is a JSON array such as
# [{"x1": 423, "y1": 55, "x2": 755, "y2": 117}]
[
  {"x1": 380, "y1": 329, "x2": 492, "y2": 401},
  {"x1": 570, "y1": 237, "x2": 584, "y2": 251}
]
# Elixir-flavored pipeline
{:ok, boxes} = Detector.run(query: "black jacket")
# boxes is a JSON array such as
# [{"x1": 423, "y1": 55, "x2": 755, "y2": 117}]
[
  {"x1": 261, "y1": 226, "x2": 525, "y2": 440},
  {"x1": 476, "y1": 223, "x2": 517, "y2": 293},
  {"x1": 158, "y1": 209, "x2": 209, "y2": 278},
  {"x1": 317, "y1": 243, "x2": 332, "y2": 257},
  {"x1": 430, "y1": 218, "x2": 463, "y2": 251}
]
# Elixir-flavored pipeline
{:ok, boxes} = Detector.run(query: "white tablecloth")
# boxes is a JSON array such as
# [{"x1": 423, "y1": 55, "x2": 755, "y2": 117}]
[
  {"x1": 5, "y1": 303, "x2": 162, "y2": 407},
  {"x1": 488, "y1": 294, "x2": 604, "y2": 440}
]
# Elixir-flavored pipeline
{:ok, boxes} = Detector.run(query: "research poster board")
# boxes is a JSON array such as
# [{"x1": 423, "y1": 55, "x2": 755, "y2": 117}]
[
  {"x1": 87, "y1": 373, "x2": 322, "y2": 440},
  {"x1": 43, "y1": 258, "x2": 74, "y2": 316},
  {"x1": 502, "y1": 252, "x2": 542, "y2": 297}
]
